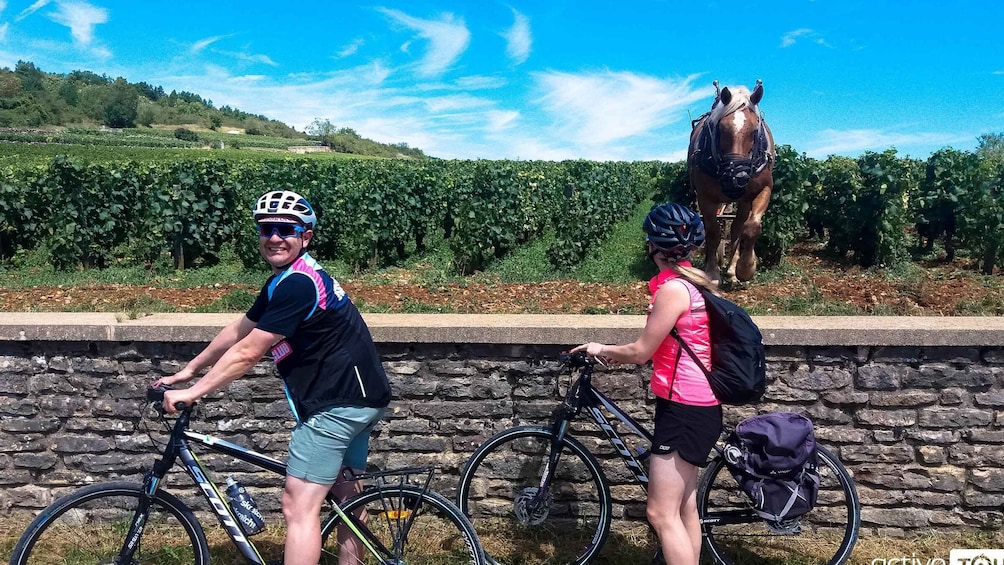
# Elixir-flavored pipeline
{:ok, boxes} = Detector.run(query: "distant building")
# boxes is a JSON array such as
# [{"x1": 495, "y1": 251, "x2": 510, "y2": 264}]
[{"x1": 288, "y1": 146, "x2": 331, "y2": 154}]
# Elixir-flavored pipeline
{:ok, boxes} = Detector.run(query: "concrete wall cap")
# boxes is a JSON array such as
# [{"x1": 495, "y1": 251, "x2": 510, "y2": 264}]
[{"x1": 1, "y1": 312, "x2": 1004, "y2": 346}]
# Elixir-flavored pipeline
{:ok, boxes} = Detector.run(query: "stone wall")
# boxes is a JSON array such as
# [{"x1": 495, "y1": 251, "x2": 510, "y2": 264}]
[{"x1": 1, "y1": 314, "x2": 1004, "y2": 536}]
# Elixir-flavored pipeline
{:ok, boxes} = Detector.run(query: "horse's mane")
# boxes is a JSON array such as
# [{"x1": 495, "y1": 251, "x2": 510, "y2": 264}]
[{"x1": 709, "y1": 86, "x2": 757, "y2": 123}]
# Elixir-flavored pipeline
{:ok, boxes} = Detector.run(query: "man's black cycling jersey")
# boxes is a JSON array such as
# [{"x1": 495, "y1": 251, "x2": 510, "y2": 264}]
[{"x1": 246, "y1": 253, "x2": 390, "y2": 421}]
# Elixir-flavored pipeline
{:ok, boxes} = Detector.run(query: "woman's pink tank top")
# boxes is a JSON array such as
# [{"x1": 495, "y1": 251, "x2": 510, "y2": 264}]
[{"x1": 648, "y1": 263, "x2": 719, "y2": 406}]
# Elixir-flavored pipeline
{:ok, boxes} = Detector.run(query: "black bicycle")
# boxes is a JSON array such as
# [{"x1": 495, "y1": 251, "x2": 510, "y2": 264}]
[
  {"x1": 456, "y1": 352, "x2": 860, "y2": 565},
  {"x1": 10, "y1": 386, "x2": 486, "y2": 565}
]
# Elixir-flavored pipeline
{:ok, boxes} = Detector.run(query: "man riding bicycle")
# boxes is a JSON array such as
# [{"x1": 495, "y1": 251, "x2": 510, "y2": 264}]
[{"x1": 154, "y1": 190, "x2": 391, "y2": 565}]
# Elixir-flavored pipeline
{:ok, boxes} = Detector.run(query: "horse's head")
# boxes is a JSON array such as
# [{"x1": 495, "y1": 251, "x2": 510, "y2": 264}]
[{"x1": 700, "y1": 80, "x2": 772, "y2": 199}]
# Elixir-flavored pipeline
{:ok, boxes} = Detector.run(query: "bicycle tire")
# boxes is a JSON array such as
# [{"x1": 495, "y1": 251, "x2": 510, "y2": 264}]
[
  {"x1": 698, "y1": 444, "x2": 861, "y2": 565},
  {"x1": 9, "y1": 481, "x2": 210, "y2": 565},
  {"x1": 319, "y1": 484, "x2": 486, "y2": 565},
  {"x1": 456, "y1": 425, "x2": 613, "y2": 565}
]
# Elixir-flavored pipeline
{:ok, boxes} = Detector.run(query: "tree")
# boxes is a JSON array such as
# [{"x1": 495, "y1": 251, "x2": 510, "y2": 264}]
[
  {"x1": 307, "y1": 118, "x2": 338, "y2": 146},
  {"x1": 137, "y1": 103, "x2": 156, "y2": 127},
  {"x1": 103, "y1": 78, "x2": 138, "y2": 128},
  {"x1": 14, "y1": 61, "x2": 44, "y2": 91},
  {"x1": 977, "y1": 133, "x2": 1004, "y2": 167},
  {"x1": 58, "y1": 78, "x2": 78, "y2": 106}
]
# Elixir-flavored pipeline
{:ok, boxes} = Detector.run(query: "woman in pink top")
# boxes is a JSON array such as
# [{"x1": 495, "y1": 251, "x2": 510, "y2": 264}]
[{"x1": 573, "y1": 202, "x2": 722, "y2": 565}]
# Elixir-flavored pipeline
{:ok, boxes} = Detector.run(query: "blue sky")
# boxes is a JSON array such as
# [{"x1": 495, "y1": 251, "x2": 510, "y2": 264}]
[{"x1": 0, "y1": 0, "x2": 1001, "y2": 161}]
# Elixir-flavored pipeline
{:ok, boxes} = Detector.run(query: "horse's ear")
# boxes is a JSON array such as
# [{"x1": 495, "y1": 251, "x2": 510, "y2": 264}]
[
  {"x1": 720, "y1": 87, "x2": 732, "y2": 106},
  {"x1": 751, "y1": 82, "x2": 764, "y2": 105}
]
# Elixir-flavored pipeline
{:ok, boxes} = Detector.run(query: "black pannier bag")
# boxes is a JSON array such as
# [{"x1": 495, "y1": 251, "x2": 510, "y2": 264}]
[
  {"x1": 723, "y1": 412, "x2": 820, "y2": 522},
  {"x1": 671, "y1": 284, "x2": 766, "y2": 404}
]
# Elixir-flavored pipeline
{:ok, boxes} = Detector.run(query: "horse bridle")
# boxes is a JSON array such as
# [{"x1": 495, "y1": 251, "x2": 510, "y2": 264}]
[{"x1": 697, "y1": 109, "x2": 772, "y2": 200}]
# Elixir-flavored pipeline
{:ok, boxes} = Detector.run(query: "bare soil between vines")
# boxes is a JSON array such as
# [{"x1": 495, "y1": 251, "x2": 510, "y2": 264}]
[{"x1": 0, "y1": 243, "x2": 1000, "y2": 315}]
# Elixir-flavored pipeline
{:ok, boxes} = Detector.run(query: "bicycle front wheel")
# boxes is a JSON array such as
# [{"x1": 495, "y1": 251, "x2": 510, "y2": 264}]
[
  {"x1": 456, "y1": 426, "x2": 612, "y2": 565},
  {"x1": 9, "y1": 481, "x2": 210, "y2": 565},
  {"x1": 319, "y1": 484, "x2": 485, "y2": 565},
  {"x1": 698, "y1": 445, "x2": 861, "y2": 565}
]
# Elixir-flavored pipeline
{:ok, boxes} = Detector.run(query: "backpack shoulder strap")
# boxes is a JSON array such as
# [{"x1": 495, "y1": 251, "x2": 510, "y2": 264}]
[{"x1": 668, "y1": 279, "x2": 712, "y2": 379}]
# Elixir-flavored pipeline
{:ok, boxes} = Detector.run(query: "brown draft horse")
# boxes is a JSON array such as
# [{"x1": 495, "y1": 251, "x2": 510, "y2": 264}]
[{"x1": 688, "y1": 79, "x2": 775, "y2": 286}]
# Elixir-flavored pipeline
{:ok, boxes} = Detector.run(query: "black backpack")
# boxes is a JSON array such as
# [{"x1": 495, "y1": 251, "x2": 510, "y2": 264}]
[
  {"x1": 724, "y1": 412, "x2": 820, "y2": 522},
  {"x1": 670, "y1": 283, "x2": 766, "y2": 404}
]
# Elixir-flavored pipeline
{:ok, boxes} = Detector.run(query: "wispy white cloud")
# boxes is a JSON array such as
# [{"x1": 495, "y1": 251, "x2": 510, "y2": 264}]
[
  {"x1": 501, "y1": 8, "x2": 531, "y2": 65},
  {"x1": 804, "y1": 128, "x2": 972, "y2": 158},
  {"x1": 378, "y1": 8, "x2": 470, "y2": 77},
  {"x1": 993, "y1": 70, "x2": 1004, "y2": 75},
  {"x1": 336, "y1": 38, "x2": 364, "y2": 58},
  {"x1": 220, "y1": 50, "x2": 278, "y2": 66},
  {"x1": 0, "y1": 1, "x2": 7, "y2": 14},
  {"x1": 780, "y1": 28, "x2": 813, "y2": 48},
  {"x1": 191, "y1": 35, "x2": 229, "y2": 53},
  {"x1": 485, "y1": 109, "x2": 519, "y2": 132},
  {"x1": 49, "y1": 0, "x2": 107, "y2": 47},
  {"x1": 533, "y1": 70, "x2": 713, "y2": 146},
  {"x1": 0, "y1": 23, "x2": 7, "y2": 42},
  {"x1": 15, "y1": 0, "x2": 49, "y2": 21}
]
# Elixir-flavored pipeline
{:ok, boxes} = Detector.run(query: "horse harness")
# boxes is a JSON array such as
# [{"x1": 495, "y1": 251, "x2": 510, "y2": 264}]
[{"x1": 691, "y1": 110, "x2": 773, "y2": 200}]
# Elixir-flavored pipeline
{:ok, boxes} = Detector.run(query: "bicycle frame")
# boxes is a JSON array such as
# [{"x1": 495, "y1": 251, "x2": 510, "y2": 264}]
[
  {"x1": 122, "y1": 400, "x2": 406, "y2": 565},
  {"x1": 544, "y1": 357, "x2": 758, "y2": 529},
  {"x1": 546, "y1": 367, "x2": 654, "y2": 493}
]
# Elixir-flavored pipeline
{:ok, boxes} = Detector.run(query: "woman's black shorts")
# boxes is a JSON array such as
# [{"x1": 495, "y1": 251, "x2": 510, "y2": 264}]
[{"x1": 651, "y1": 398, "x2": 723, "y2": 467}]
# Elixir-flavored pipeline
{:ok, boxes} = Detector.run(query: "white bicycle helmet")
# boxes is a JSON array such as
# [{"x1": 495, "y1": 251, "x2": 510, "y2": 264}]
[{"x1": 253, "y1": 190, "x2": 317, "y2": 228}]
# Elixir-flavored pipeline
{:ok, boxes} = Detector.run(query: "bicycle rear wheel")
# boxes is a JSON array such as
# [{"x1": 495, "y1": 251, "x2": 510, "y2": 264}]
[
  {"x1": 698, "y1": 445, "x2": 860, "y2": 565},
  {"x1": 9, "y1": 481, "x2": 210, "y2": 565},
  {"x1": 319, "y1": 484, "x2": 485, "y2": 564},
  {"x1": 456, "y1": 426, "x2": 612, "y2": 565}
]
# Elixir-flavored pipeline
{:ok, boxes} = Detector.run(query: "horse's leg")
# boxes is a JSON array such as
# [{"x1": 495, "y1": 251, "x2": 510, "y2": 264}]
[
  {"x1": 734, "y1": 184, "x2": 772, "y2": 282},
  {"x1": 697, "y1": 192, "x2": 722, "y2": 286},
  {"x1": 725, "y1": 201, "x2": 748, "y2": 284}
]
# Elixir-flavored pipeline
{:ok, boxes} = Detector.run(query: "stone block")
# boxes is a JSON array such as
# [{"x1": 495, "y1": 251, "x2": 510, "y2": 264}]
[
  {"x1": 839, "y1": 445, "x2": 914, "y2": 464},
  {"x1": 814, "y1": 427, "x2": 868, "y2": 443},
  {"x1": 782, "y1": 365, "x2": 853, "y2": 391},
  {"x1": 12, "y1": 452, "x2": 57, "y2": 470},
  {"x1": 970, "y1": 468, "x2": 1004, "y2": 492},
  {"x1": 948, "y1": 444, "x2": 1004, "y2": 466},
  {"x1": 861, "y1": 507, "x2": 933, "y2": 527},
  {"x1": 765, "y1": 384, "x2": 819, "y2": 402},
  {"x1": 871, "y1": 347, "x2": 922, "y2": 363},
  {"x1": 868, "y1": 391, "x2": 938, "y2": 407},
  {"x1": 856, "y1": 365, "x2": 909, "y2": 390},
  {"x1": 918, "y1": 408, "x2": 993, "y2": 428},
  {"x1": 855, "y1": 409, "x2": 917, "y2": 427},
  {"x1": 975, "y1": 391, "x2": 1004, "y2": 408},
  {"x1": 412, "y1": 400, "x2": 513, "y2": 420},
  {"x1": 820, "y1": 391, "x2": 869, "y2": 405},
  {"x1": 0, "y1": 397, "x2": 38, "y2": 417},
  {"x1": 918, "y1": 446, "x2": 945, "y2": 464},
  {"x1": 50, "y1": 434, "x2": 115, "y2": 454},
  {"x1": 903, "y1": 429, "x2": 961, "y2": 444},
  {"x1": 905, "y1": 364, "x2": 995, "y2": 388},
  {"x1": 0, "y1": 374, "x2": 28, "y2": 394}
]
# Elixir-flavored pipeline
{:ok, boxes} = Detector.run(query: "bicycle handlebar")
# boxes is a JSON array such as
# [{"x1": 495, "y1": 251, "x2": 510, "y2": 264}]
[
  {"x1": 146, "y1": 386, "x2": 188, "y2": 412},
  {"x1": 558, "y1": 351, "x2": 595, "y2": 368}
]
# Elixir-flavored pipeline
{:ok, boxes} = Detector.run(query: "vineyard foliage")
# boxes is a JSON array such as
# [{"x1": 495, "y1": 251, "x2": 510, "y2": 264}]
[{"x1": 2, "y1": 145, "x2": 1003, "y2": 274}]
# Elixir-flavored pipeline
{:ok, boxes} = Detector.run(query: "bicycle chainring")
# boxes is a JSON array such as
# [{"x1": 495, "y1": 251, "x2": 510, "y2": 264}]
[{"x1": 513, "y1": 487, "x2": 552, "y2": 526}]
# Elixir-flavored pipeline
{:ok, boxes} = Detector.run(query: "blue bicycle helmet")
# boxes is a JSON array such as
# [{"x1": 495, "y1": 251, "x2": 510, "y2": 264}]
[{"x1": 643, "y1": 202, "x2": 705, "y2": 259}]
